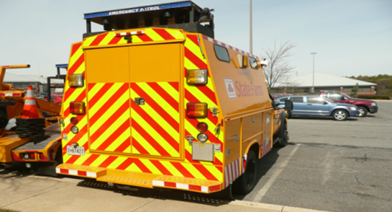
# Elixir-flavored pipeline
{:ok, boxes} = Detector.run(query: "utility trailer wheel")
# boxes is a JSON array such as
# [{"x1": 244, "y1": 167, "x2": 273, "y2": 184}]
[{"x1": 232, "y1": 150, "x2": 258, "y2": 195}]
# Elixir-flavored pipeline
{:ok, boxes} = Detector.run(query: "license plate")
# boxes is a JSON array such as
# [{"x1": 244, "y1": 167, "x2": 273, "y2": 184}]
[{"x1": 67, "y1": 145, "x2": 85, "y2": 156}]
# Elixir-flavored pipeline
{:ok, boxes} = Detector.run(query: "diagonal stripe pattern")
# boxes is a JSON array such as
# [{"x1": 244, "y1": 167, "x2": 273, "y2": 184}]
[
  {"x1": 131, "y1": 82, "x2": 180, "y2": 157},
  {"x1": 87, "y1": 82, "x2": 132, "y2": 153},
  {"x1": 83, "y1": 28, "x2": 185, "y2": 48},
  {"x1": 183, "y1": 34, "x2": 224, "y2": 169},
  {"x1": 60, "y1": 30, "x2": 224, "y2": 185}
]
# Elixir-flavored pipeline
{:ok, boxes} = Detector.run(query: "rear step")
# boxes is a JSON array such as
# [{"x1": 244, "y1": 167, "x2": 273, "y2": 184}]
[{"x1": 56, "y1": 164, "x2": 223, "y2": 193}]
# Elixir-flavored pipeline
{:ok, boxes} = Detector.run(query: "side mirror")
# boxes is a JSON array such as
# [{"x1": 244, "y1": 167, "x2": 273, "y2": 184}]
[
  {"x1": 323, "y1": 101, "x2": 328, "y2": 105},
  {"x1": 284, "y1": 100, "x2": 293, "y2": 110},
  {"x1": 340, "y1": 96, "x2": 345, "y2": 101}
]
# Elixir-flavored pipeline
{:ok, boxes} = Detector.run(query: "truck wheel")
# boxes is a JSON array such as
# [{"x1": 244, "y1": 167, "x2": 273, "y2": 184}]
[
  {"x1": 232, "y1": 150, "x2": 258, "y2": 195},
  {"x1": 276, "y1": 120, "x2": 289, "y2": 147},
  {"x1": 358, "y1": 106, "x2": 367, "y2": 117},
  {"x1": 332, "y1": 109, "x2": 348, "y2": 121}
]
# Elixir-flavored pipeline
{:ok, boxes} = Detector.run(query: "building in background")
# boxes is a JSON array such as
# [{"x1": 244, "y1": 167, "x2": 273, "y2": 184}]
[
  {"x1": 4, "y1": 73, "x2": 64, "y2": 93},
  {"x1": 272, "y1": 72, "x2": 376, "y2": 95}
]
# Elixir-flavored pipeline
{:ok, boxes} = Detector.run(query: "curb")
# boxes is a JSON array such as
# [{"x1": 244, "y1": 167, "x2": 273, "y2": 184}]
[{"x1": 229, "y1": 200, "x2": 329, "y2": 212}]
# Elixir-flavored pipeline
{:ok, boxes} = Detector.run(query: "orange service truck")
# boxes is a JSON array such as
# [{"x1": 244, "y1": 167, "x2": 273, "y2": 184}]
[{"x1": 56, "y1": 1, "x2": 291, "y2": 197}]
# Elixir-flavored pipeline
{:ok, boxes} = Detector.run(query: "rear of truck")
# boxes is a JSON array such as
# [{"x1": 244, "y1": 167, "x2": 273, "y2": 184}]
[
  {"x1": 57, "y1": 28, "x2": 225, "y2": 193},
  {"x1": 56, "y1": 1, "x2": 289, "y2": 195}
]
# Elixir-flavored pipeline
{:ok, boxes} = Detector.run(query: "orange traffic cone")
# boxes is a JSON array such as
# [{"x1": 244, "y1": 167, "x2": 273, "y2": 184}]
[
  {"x1": 21, "y1": 85, "x2": 40, "y2": 119},
  {"x1": 16, "y1": 85, "x2": 46, "y2": 140}
]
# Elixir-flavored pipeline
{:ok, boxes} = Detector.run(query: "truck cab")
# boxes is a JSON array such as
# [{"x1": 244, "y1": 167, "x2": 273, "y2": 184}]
[{"x1": 319, "y1": 90, "x2": 377, "y2": 117}]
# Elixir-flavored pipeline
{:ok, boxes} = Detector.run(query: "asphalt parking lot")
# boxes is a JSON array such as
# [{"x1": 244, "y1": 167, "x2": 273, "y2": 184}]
[
  {"x1": 242, "y1": 100, "x2": 392, "y2": 211},
  {"x1": 1, "y1": 101, "x2": 391, "y2": 212}
]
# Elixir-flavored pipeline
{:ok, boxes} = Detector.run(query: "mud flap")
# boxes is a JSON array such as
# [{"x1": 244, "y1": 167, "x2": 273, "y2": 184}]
[{"x1": 0, "y1": 101, "x2": 16, "y2": 129}]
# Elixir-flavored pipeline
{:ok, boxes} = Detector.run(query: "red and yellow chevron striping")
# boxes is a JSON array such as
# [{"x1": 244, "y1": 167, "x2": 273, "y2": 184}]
[
  {"x1": 83, "y1": 28, "x2": 185, "y2": 48},
  {"x1": 60, "y1": 30, "x2": 224, "y2": 187},
  {"x1": 182, "y1": 34, "x2": 224, "y2": 168},
  {"x1": 130, "y1": 82, "x2": 180, "y2": 158},
  {"x1": 87, "y1": 82, "x2": 132, "y2": 153}
]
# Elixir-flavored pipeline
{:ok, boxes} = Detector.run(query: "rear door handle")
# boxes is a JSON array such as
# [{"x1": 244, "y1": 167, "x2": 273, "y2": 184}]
[
  {"x1": 307, "y1": 104, "x2": 312, "y2": 105},
  {"x1": 135, "y1": 97, "x2": 145, "y2": 105}
]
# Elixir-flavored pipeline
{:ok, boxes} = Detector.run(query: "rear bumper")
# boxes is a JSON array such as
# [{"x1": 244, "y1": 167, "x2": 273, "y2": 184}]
[
  {"x1": 56, "y1": 163, "x2": 223, "y2": 194},
  {"x1": 369, "y1": 106, "x2": 378, "y2": 113}
]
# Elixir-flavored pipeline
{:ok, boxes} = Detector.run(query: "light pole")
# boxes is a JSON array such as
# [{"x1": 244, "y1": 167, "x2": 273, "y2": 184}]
[
  {"x1": 250, "y1": 0, "x2": 253, "y2": 54},
  {"x1": 311, "y1": 52, "x2": 317, "y2": 92}
]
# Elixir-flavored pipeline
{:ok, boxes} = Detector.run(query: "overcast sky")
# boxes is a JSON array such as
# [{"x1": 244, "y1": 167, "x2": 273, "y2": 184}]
[{"x1": 0, "y1": 0, "x2": 391, "y2": 77}]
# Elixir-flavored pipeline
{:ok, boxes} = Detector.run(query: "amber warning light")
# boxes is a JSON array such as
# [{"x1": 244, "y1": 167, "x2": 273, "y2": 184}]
[
  {"x1": 68, "y1": 74, "x2": 84, "y2": 87},
  {"x1": 186, "y1": 69, "x2": 208, "y2": 85},
  {"x1": 186, "y1": 103, "x2": 208, "y2": 118},
  {"x1": 70, "y1": 102, "x2": 85, "y2": 115}
]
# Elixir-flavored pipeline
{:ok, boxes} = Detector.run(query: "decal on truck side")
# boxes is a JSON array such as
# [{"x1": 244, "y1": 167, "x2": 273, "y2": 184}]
[{"x1": 224, "y1": 78, "x2": 237, "y2": 99}]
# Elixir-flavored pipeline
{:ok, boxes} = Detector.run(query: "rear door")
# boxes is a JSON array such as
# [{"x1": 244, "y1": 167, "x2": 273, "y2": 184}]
[
  {"x1": 85, "y1": 43, "x2": 182, "y2": 159},
  {"x1": 85, "y1": 47, "x2": 132, "y2": 154},
  {"x1": 129, "y1": 43, "x2": 182, "y2": 158},
  {"x1": 306, "y1": 97, "x2": 330, "y2": 116},
  {"x1": 290, "y1": 96, "x2": 306, "y2": 115}
]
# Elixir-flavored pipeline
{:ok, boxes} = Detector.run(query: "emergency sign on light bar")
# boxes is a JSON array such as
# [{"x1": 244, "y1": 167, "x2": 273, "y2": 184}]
[
  {"x1": 186, "y1": 69, "x2": 208, "y2": 85},
  {"x1": 68, "y1": 74, "x2": 84, "y2": 87}
]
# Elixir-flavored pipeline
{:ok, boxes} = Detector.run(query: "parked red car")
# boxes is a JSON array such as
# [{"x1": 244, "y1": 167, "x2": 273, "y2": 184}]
[
  {"x1": 50, "y1": 94, "x2": 63, "y2": 105},
  {"x1": 315, "y1": 91, "x2": 377, "y2": 117}
]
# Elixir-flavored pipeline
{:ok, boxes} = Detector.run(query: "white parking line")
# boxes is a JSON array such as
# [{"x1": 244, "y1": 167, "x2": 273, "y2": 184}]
[{"x1": 252, "y1": 144, "x2": 301, "y2": 202}]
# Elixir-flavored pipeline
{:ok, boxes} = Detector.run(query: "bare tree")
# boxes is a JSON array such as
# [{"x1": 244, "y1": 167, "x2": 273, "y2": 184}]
[{"x1": 261, "y1": 41, "x2": 296, "y2": 90}]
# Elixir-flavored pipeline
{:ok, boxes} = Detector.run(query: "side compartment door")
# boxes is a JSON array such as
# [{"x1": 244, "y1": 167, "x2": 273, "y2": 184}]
[
  {"x1": 85, "y1": 47, "x2": 132, "y2": 154},
  {"x1": 129, "y1": 43, "x2": 181, "y2": 159}
]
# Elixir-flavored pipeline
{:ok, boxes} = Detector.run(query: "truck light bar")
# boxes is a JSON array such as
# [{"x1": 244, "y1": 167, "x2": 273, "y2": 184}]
[{"x1": 115, "y1": 31, "x2": 145, "y2": 37}]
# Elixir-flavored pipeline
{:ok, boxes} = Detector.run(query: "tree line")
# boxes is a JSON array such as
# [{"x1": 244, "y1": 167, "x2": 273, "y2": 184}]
[{"x1": 348, "y1": 75, "x2": 392, "y2": 96}]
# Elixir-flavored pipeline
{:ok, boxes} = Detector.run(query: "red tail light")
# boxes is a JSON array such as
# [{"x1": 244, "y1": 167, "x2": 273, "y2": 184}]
[
  {"x1": 70, "y1": 117, "x2": 78, "y2": 125},
  {"x1": 70, "y1": 102, "x2": 85, "y2": 115},
  {"x1": 39, "y1": 153, "x2": 44, "y2": 160},
  {"x1": 197, "y1": 122, "x2": 208, "y2": 132},
  {"x1": 29, "y1": 153, "x2": 35, "y2": 159}
]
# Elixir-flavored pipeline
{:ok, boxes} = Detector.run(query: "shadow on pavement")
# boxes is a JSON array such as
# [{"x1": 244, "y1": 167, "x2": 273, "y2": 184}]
[
  {"x1": 0, "y1": 163, "x2": 32, "y2": 178},
  {"x1": 75, "y1": 147, "x2": 281, "y2": 206},
  {"x1": 77, "y1": 179, "x2": 231, "y2": 206},
  {"x1": 233, "y1": 144, "x2": 282, "y2": 200}
]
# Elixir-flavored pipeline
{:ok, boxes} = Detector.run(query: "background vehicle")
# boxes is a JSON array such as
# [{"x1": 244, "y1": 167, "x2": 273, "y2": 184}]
[
  {"x1": 309, "y1": 91, "x2": 377, "y2": 117},
  {"x1": 271, "y1": 93, "x2": 291, "y2": 100},
  {"x1": 34, "y1": 92, "x2": 47, "y2": 100},
  {"x1": 0, "y1": 64, "x2": 63, "y2": 176},
  {"x1": 50, "y1": 94, "x2": 62, "y2": 105},
  {"x1": 275, "y1": 95, "x2": 359, "y2": 121}
]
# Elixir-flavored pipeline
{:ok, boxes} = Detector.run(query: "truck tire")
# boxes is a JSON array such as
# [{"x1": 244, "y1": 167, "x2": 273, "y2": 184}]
[
  {"x1": 276, "y1": 113, "x2": 289, "y2": 147},
  {"x1": 332, "y1": 109, "x2": 348, "y2": 121},
  {"x1": 232, "y1": 150, "x2": 258, "y2": 195},
  {"x1": 357, "y1": 106, "x2": 367, "y2": 117}
]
